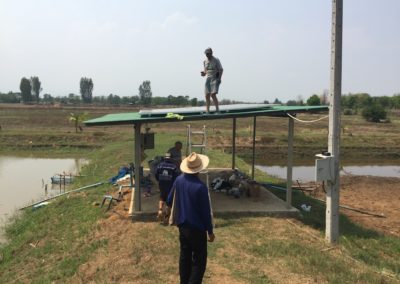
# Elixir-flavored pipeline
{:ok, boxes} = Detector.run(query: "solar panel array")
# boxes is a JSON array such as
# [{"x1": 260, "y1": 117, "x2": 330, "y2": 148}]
[{"x1": 139, "y1": 103, "x2": 275, "y2": 117}]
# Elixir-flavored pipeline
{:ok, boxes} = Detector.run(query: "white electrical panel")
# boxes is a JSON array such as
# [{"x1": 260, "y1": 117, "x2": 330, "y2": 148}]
[{"x1": 315, "y1": 154, "x2": 335, "y2": 182}]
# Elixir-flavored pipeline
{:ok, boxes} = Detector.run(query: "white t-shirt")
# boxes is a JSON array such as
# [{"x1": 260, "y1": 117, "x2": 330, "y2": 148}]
[{"x1": 204, "y1": 57, "x2": 223, "y2": 79}]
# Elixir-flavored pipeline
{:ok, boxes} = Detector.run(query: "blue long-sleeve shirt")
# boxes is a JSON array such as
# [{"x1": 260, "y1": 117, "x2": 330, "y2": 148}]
[{"x1": 167, "y1": 174, "x2": 213, "y2": 234}]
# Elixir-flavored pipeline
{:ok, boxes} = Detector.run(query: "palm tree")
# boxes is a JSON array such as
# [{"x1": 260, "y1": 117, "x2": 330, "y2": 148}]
[{"x1": 69, "y1": 112, "x2": 88, "y2": 133}]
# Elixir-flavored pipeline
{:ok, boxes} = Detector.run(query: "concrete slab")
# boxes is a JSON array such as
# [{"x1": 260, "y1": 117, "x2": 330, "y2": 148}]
[{"x1": 131, "y1": 169, "x2": 298, "y2": 217}]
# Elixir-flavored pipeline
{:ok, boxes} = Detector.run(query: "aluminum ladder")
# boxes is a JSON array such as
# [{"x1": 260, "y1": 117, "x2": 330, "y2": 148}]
[{"x1": 187, "y1": 124, "x2": 207, "y2": 155}]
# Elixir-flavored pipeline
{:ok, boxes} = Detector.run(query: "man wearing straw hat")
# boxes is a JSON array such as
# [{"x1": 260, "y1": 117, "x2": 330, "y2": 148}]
[{"x1": 167, "y1": 152, "x2": 215, "y2": 284}]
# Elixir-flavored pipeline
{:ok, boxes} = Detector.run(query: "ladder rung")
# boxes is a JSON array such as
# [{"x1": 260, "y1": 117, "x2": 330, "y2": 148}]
[
  {"x1": 191, "y1": 144, "x2": 206, "y2": 147},
  {"x1": 191, "y1": 131, "x2": 205, "y2": 134}
]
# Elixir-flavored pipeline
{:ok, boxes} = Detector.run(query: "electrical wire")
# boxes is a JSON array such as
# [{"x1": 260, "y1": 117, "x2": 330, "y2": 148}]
[{"x1": 286, "y1": 113, "x2": 329, "y2": 123}]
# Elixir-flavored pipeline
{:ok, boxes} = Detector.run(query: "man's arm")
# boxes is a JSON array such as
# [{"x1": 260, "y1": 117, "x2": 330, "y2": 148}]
[
  {"x1": 201, "y1": 60, "x2": 207, "y2": 77},
  {"x1": 155, "y1": 166, "x2": 160, "y2": 181},
  {"x1": 218, "y1": 69, "x2": 223, "y2": 81},
  {"x1": 216, "y1": 59, "x2": 223, "y2": 82}
]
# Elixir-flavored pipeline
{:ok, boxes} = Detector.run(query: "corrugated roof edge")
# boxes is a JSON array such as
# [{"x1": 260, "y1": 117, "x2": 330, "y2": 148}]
[{"x1": 84, "y1": 105, "x2": 328, "y2": 126}]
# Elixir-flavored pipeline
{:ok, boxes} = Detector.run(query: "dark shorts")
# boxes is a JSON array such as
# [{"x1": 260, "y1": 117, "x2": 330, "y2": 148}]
[{"x1": 159, "y1": 186, "x2": 171, "y2": 201}]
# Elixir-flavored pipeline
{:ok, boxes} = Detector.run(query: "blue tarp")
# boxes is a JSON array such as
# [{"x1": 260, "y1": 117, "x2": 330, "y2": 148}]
[{"x1": 109, "y1": 167, "x2": 131, "y2": 184}]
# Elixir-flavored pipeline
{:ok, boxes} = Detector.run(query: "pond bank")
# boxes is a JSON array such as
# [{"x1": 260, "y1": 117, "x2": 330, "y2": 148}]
[{"x1": 256, "y1": 164, "x2": 400, "y2": 181}]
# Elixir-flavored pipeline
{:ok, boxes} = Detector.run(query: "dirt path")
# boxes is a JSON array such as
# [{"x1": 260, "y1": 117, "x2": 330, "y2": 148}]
[
  {"x1": 71, "y1": 175, "x2": 399, "y2": 283},
  {"x1": 316, "y1": 175, "x2": 400, "y2": 237}
]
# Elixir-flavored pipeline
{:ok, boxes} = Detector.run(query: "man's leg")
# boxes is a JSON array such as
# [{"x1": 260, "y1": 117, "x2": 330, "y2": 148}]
[
  {"x1": 188, "y1": 229, "x2": 207, "y2": 284},
  {"x1": 204, "y1": 78, "x2": 211, "y2": 113},
  {"x1": 205, "y1": 93, "x2": 211, "y2": 113},
  {"x1": 157, "y1": 200, "x2": 164, "y2": 221},
  {"x1": 179, "y1": 227, "x2": 193, "y2": 284},
  {"x1": 210, "y1": 93, "x2": 219, "y2": 112},
  {"x1": 157, "y1": 188, "x2": 167, "y2": 221}
]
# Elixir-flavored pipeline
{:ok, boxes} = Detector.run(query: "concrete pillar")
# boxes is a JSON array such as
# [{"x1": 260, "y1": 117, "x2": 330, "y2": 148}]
[
  {"x1": 232, "y1": 118, "x2": 236, "y2": 169},
  {"x1": 326, "y1": 0, "x2": 343, "y2": 243},
  {"x1": 286, "y1": 117, "x2": 294, "y2": 208}
]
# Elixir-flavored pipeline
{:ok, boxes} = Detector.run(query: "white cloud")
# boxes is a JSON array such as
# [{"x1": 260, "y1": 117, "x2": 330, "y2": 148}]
[{"x1": 160, "y1": 11, "x2": 198, "y2": 30}]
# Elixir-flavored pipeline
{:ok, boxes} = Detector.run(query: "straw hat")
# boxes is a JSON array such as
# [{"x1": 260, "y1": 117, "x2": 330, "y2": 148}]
[{"x1": 180, "y1": 152, "x2": 209, "y2": 174}]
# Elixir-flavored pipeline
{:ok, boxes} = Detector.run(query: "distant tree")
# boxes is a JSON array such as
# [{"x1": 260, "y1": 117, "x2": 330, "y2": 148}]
[
  {"x1": 30, "y1": 76, "x2": 42, "y2": 103},
  {"x1": 355, "y1": 93, "x2": 372, "y2": 109},
  {"x1": 175, "y1": 95, "x2": 189, "y2": 105},
  {"x1": 362, "y1": 104, "x2": 387, "y2": 123},
  {"x1": 20, "y1": 77, "x2": 32, "y2": 103},
  {"x1": 190, "y1": 97, "x2": 198, "y2": 106},
  {"x1": 306, "y1": 94, "x2": 321, "y2": 106},
  {"x1": 375, "y1": 96, "x2": 392, "y2": 108},
  {"x1": 139, "y1": 80, "x2": 152, "y2": 105},
  {"x1": 42, "y1": 93, "x2": 54, "y2": 104},
  {"x1": 0, "y1": 92, "x2": 19, "y2": 103},
  {"x1": 151, "y1": 96, "x2": 167, "y2": 105},
  {"x1": 220, "y1": 99, "x2": 233, "y2": 105},
  {"x1": 67, "y1": 93, "x2": 81, "y2": 104},
  {"x1": 80, "y1": 77, "x2": 94, "y2": 103},
  {"x1": 342, "y1": 94, "x2": 357, "y2": 109},
  {"x1": 273, "y1": 98, "x2": 282, "y2": 104},
  {"x1": 286, "y1": 100, "x2": 298, "y2": 106},
  {"x1": 392, "y1": 94, "x2": 400, "y2": 109},
  {"x1": 130, "y1": 95, "x2": 140, "y2": 105},
  {"x1": 92, "y1": 95, "x2": 107, "y2": 105},
  {"x1": 69, "y1": 112, "x2": 89, "y2": 133},
  {"x1": 263, "y1": 100, "x2": 270, "y2": 104},
  {"x1": 107, "y1": 93, "x2": 121, "y2": 105}
]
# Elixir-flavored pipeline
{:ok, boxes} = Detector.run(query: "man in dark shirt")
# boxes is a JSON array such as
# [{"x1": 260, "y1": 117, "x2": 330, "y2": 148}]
[
  {"x1": 167, "y1": 152, "x2": 215, "y2": 284},
  {"x1": 155, "y1": 153, "x2": 180, "y2": 222},
  {"x1": 167, "y1": 141, "x2": 183, "y2": 167}
]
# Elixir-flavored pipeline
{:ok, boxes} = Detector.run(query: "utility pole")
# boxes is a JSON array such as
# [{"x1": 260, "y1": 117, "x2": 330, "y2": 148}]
[{"x1": 326, "y1": 0, "x2": 343, "y2": 243}]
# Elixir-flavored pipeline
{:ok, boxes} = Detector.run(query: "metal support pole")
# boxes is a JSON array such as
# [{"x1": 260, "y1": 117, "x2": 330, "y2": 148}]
[
  {"x1": 326, "y1": 0, "x2": 343, "y2": 243},
  {"x1": 251, "y1": 116, "x2": 256, "y2": 180},
  {"x1": 286, "y1": 117, "x2": 294, "y2": 208},
  {"x1": 232, "y1": 118, "x2": 236, "y2": 169},
  {"x1": 134, "y1": 123, "x2": 142, "y2": 212}
]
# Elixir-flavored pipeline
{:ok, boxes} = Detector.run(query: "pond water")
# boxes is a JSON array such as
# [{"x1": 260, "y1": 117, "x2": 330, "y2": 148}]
[
  {"x1": 0, "y1": 156, "x2": 88, "y2": 224},
  {"x1": 256, "y1": 164, "x2": 400, "y2": 182}
]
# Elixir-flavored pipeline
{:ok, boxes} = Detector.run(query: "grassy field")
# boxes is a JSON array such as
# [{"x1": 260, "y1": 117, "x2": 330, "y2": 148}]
[
  {"x1": 1, "y1": 104, "x2": 399, "y2": 162},
  {"x1": 0, "y1": 104, "x2": 399, "y2": 283}
]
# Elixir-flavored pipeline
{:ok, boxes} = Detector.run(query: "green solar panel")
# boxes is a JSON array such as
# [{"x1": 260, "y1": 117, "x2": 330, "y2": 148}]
[{"x1": 84, "y1": 105, "x2": 328, "y2": 126}]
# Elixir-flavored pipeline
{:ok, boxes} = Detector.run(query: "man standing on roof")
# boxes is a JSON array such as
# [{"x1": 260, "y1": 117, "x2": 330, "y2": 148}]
[
  {"x1": 201, "y1": 47, "x2": 223, "y2": 114},
  {"x1": 167, "y1": 152, "x2": 215, "y2": 284}
]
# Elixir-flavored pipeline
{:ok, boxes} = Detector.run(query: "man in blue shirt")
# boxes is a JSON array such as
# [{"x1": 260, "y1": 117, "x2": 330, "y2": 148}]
[
  {"x1": 167, "y1": 152, "x2": 215, "y2": 284},
  {"x1": 155, "y1": 153, "x2": 180, "y2": 222}
]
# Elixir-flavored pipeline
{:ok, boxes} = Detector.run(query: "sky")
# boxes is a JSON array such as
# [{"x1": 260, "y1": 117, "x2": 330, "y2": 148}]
[{"x1": 0, "y1": 0, "x2": 399, "y2": 103}]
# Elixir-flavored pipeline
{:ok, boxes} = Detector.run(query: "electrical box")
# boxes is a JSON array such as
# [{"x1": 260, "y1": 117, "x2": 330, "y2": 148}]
[
  {"x1": 315, "y1": 154, "x2": 335, "y2": 182},
  {"x1": 141, "y1": 133, "x2": 154, "y2": 149}
]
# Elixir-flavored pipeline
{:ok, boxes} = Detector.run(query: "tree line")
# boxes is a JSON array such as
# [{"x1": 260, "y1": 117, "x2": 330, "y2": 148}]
[{"x1": 1, "y1": 76, "x2": 399, "y2": 122}]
